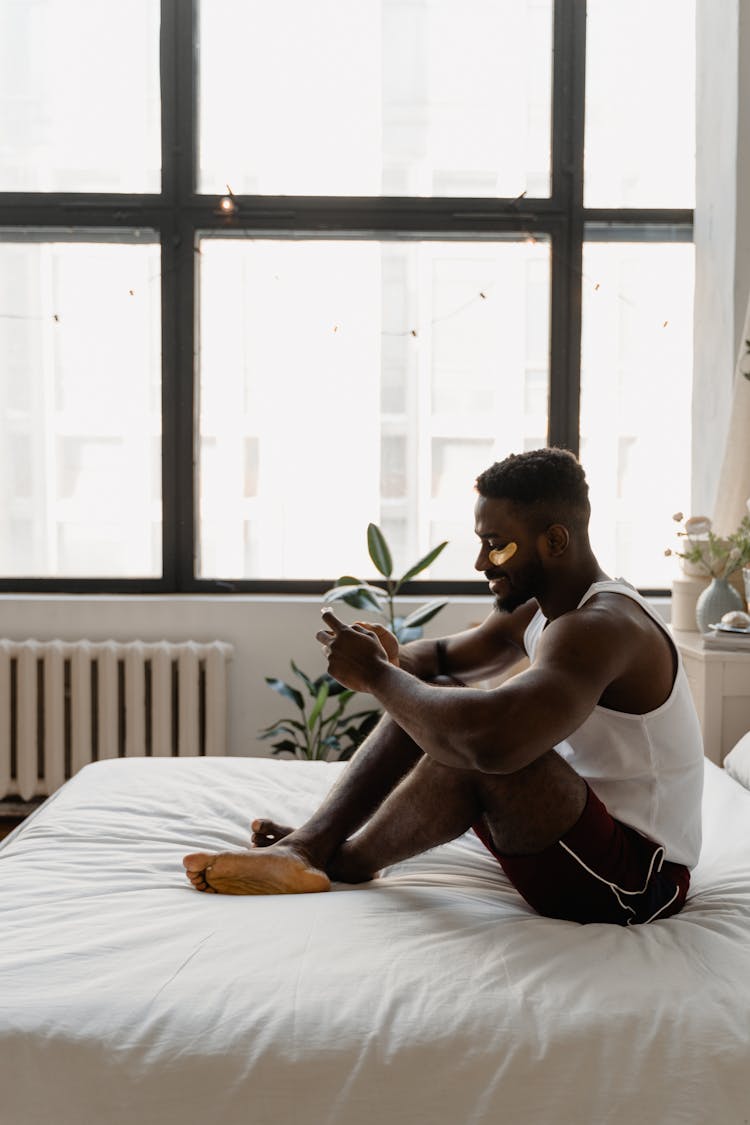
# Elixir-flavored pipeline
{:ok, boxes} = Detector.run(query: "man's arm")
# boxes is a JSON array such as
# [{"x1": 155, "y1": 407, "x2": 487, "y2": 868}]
[
  {"x1": 318, "y1": 607, "x2": 633, "y2": 775},
  {"x1": 366, "y1": 601, "x2": 537, "y2": 683}
]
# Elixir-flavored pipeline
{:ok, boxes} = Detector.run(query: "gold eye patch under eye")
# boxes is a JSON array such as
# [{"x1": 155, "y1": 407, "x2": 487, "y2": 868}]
[{"x1": 488, "y1": 542, "x2": 518, "y2": 566}]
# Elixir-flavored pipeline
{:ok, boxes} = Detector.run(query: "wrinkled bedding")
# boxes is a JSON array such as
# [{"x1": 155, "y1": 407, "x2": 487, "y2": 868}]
[{"x1": 1, "y1": 756, "x2": 749, "y2": 1125}]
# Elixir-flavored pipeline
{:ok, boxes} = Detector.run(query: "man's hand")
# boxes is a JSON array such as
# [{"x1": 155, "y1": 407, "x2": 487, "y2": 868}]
[
  {"x1": 353, "y1": 622, "x2": 400, "y2": 666},
  {"x1": 316, "y1": 609, "x2": 391, "y2": 692}
]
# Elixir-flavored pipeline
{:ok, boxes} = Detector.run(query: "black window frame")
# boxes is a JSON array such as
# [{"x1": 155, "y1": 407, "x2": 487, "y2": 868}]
[{"x1": 0, "y1": 0, "x2": 692, "y2": 597}]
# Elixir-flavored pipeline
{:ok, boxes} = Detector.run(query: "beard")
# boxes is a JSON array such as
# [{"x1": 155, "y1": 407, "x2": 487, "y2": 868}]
[
  {"x1": 490, "y1": 559, "x2": 545, "y2": 614},
  {"x1": 494, "y1": 589, "x2": 532, "y2": 613}
]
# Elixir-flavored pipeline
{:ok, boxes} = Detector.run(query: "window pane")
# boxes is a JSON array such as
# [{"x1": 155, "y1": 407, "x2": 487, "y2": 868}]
[
  {"x1": 0, "y1": 0, "x2": 161, "y2": 192},
  {"x1": 197, "y1": 238, "x2": 550, "y2": 581},
  {"x1": 584, "y1": 0, "x2": 695, "y2": 207},
  {"x1": 0, "y1": 237, "x2": 162, "y2": 576},
  {"x1": 580, "y1": 241, "x2": 694, "y2": 588},
  {"x1": 198, "y1": 0, "x2": 553, "y2": 197}
]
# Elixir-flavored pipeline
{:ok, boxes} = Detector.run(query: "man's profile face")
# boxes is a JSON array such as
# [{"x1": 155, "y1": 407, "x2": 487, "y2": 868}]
[{"x1": 473, "y1": 495, "x2": 545, "y2": 613}]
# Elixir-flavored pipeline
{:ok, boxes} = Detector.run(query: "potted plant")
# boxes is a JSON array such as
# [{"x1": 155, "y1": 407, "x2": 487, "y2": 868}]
[
  {"x1": 258, "y1": 662, "x2": 381, "y2": 761},
  {"x1": 667, "y1": 510, "x2": 750, "y2": 632}
]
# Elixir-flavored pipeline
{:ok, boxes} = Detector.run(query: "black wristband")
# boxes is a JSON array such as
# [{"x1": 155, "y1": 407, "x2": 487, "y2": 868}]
[{"x1": 435, "y1": 639, "x2": 449, "y2": 676}]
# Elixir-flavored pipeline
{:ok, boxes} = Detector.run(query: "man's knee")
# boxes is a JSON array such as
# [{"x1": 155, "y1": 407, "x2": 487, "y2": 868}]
[{"x1": 476, "y1": 751, "x2": 588, "y2": 855}]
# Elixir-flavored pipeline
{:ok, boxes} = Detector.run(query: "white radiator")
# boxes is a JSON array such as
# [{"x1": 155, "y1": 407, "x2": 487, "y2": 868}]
[{"x1": 0, "y1": 639, "x2": 233, "y2": 800}]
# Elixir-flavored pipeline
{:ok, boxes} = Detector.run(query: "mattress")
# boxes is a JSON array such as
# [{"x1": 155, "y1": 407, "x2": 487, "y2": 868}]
[{"x1": 1, "y1": 755, "x2": 749, "y2": 1125}]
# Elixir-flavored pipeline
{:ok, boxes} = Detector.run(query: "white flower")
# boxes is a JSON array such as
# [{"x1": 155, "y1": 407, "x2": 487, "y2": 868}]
[{"x1": 684, "y1": 515, "x2": 711, "y2": 537}]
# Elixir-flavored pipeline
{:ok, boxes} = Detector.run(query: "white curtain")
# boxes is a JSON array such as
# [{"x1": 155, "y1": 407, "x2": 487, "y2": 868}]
[{"x1": 712, "y1": 288, "x2": 750, "y2": 536}]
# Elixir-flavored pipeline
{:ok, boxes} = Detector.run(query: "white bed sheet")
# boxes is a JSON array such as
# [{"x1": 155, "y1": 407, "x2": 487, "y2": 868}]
[{"x1": 1, "y1": 755, "x2": 749, "y2": 1125}]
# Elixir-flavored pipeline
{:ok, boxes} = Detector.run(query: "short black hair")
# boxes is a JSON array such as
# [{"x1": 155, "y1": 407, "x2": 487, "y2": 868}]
[{"x1": 475, "y1": 448, "x2": 591, "y2": 532}]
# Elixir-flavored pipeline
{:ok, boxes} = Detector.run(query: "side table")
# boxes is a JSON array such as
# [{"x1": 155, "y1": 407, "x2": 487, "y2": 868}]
[{"x1": 672, "y1": 630, "x2": 750, "y2": 765}]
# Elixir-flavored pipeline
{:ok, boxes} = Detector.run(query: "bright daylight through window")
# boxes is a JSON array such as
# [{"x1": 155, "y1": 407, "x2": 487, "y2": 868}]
[{"x1": 0, "y1": 0, "x2": 695, "y2": 592}]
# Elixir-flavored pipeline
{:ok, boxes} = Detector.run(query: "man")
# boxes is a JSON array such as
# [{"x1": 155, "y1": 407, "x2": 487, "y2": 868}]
[{"x1": 184, "y1": 448, "x2": 704, "y2": 924}]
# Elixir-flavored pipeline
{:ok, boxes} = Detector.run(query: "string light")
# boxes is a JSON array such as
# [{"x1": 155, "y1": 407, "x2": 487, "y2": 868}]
[
  {"x1": 215, "y1": 184, "x2": 238, "y2": 217},
  {"x1": 0, "y1": 226, "x2": 678, "y2": 340}
]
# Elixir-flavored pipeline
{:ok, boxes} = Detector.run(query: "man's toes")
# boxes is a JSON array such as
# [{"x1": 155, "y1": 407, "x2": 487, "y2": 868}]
[
  {"x1": 249, "y1": 819, "x2": 294, "y2": 847},
  {"x1": 250, "y1": 819, "x2": 277, "y2": 846},
  {"x1": 185, "y1": 869, "x2": 219, "y2": 893},
  {"x1": 250, "y1": 818, "x2": 278, "y2": 836},
  {"x1": 183, "y1": 851, "x2": 215, "y2": 873},
  {"x1": 183, "y1": 852, "x2": 221, "y2": 892}
]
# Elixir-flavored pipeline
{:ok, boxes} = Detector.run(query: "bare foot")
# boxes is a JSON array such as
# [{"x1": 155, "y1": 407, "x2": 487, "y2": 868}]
[
  {"x1": 182, "y1": 844, "x2": 331, "y2": 896},
  {"x1": 250, "y1": 818, "x2": 295, "y2": 848}
]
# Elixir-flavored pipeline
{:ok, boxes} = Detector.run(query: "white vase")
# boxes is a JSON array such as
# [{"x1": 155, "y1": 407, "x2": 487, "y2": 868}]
[
  {"x1": 694, "y1": 577, "x2": 744, "y2": 633},
  {"x1": 670, "y1": 573, "x2": 710, "y2": 631}
]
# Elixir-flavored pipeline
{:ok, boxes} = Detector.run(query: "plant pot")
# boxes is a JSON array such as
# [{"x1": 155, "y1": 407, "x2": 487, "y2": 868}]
[{"x1": 695, "y1": 576, "x2": 745, "y2": 633}]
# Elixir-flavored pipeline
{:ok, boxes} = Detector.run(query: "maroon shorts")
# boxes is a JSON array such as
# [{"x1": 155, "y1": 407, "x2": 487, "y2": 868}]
[{"x1": 473, "y1": 784, "x2": 690, "y2": 926}]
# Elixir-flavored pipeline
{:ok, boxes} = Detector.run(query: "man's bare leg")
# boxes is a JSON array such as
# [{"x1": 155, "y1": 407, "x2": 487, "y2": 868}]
[
  {"x1": 183, "y1": 727, "x2": 587, "y2": 895},
  {"x1": 326, "y1": 747, "x2": 586, "y2": 884},
  {"x1": 183, "y1": 714, "x2": 424, "y2": 894}
]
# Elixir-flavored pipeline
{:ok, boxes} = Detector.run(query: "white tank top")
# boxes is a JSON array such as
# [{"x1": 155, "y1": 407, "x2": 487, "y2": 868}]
[{"x1": 523, "y1": 579, "x2": 704, "y2": 868}]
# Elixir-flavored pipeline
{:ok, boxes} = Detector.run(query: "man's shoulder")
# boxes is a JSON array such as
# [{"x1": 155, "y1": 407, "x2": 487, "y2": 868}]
[
  {"x1": 542, "y1": 590, "x2": 651, "y2": 655},
  {"x1": 541, "y1": 589, "x2": 669, "y2": 683}
]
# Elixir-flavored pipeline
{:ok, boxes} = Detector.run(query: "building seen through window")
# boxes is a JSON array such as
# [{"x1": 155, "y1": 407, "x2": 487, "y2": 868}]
[{"x1": 0, "y1": 0, "x2": 695, "y2": 591}]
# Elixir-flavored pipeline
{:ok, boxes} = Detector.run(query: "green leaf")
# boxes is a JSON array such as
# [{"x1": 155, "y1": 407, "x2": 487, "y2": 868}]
[
  {"x1": 270, "y1": 739, "x2": 303, "y2": 758},
  {"x1": 396, "y1": 541, "x2": 449, "y2": 586},
  {"x1": 336, "y1": 743, "x2": 359, "y2": 761},
  {"x1": 323, "y1": 585, "x2": 385, "y2": 612},
  {"x1": 290, "y1": 661, "x2": 317, "y2": 696},
  {"x1": 340, "y1": 710, "x2": 381, "y2": 749},
  {"x1": 264, "y1": 677, "x2": 304, "y2": 712},
  {"x1": 400, "y1": 599, "x2": 449, "y2": 630},
  {"x1": 307, "y1": 680, "x2": 330, "y2": 730},
  {"x1": 355, "y1": 711, "x2": 381, "y2": 739},
  {"x1": 257, "y1": 719, "x2": 307, "y2": 740},
  {"x1": 367, "y1": 523, "x2": 393, "y2": 578},
  {"x1": 326, "y1": 683, "x2": 354, "y2": 701}
]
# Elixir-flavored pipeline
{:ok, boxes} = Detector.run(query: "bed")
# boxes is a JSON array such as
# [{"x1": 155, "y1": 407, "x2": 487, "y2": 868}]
[{"x1": 1, "y1": 754, "x2": 749, "y2": 1125}]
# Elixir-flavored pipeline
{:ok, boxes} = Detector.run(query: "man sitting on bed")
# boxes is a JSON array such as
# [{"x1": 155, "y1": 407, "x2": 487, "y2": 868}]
[{"x1": 184, "y1": 447, "x2": 704, "y2": 925}]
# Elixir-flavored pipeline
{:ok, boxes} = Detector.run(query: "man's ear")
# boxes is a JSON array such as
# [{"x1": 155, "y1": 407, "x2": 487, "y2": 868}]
[{"x1": 543, "y1": 523, "x2": 570, "y2": 557}]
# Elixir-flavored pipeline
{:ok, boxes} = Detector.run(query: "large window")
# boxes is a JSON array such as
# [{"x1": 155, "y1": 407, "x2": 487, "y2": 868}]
[{"x1": 0, "y1": 0, "x2": 695, "y2": 593}]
